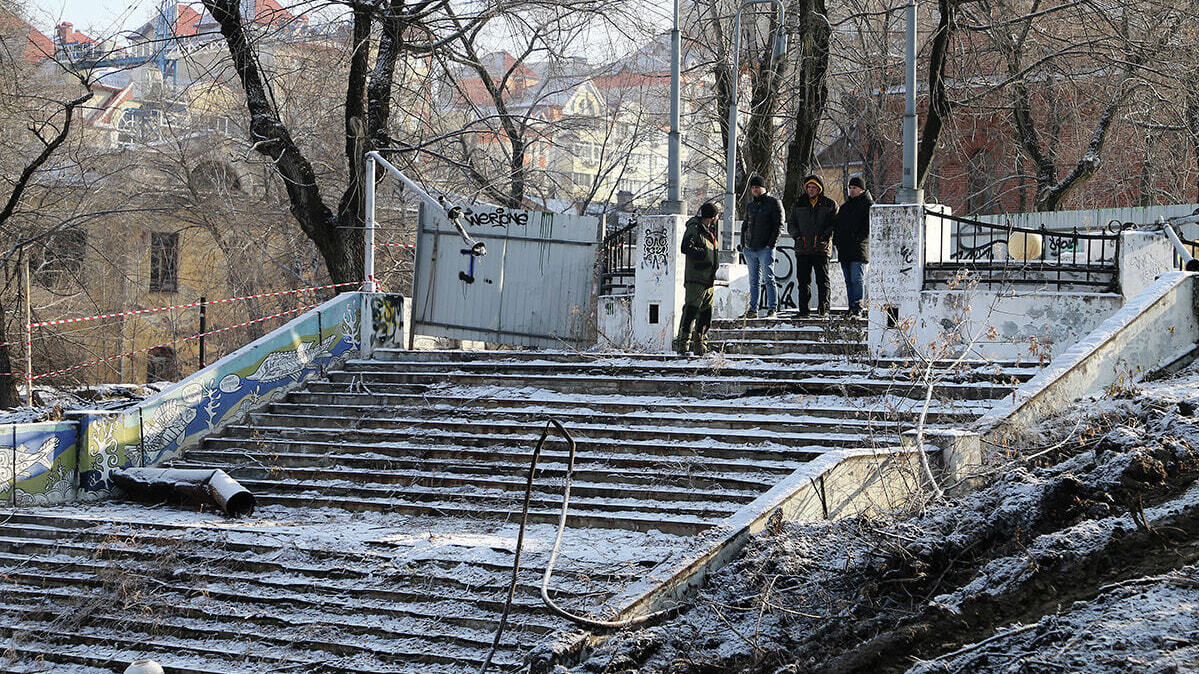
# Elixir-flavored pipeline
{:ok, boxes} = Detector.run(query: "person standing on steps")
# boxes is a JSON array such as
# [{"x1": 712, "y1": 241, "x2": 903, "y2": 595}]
[
  {"x1": 834, "y1": 176, "x2": 873, "y2": 317},
  {"x1": 788, "y1": 174, "x2": 837, "y2": 317},
  {"x1": 674, "y1": 201, "x2": 721, "y2": 356},
  {"x1": 739, "y1": 175, "x2": 784, "y2": 319}
]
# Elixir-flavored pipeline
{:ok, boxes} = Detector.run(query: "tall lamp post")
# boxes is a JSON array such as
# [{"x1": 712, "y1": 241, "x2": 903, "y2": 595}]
[
  {"x1": 725, "y1": 0, "x2": 787, "y2": 251},
  {"x1": 896, "y1": 0, "x2": 923, "y2": 204},
  {"x1": 663, "y1": 0, "x2": 684, "y2": 215}
]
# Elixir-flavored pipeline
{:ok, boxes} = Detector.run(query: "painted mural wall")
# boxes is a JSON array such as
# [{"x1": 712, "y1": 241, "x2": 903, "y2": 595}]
[{"x1": 2, "y1": 292, "x2": 365, "y2": 506}]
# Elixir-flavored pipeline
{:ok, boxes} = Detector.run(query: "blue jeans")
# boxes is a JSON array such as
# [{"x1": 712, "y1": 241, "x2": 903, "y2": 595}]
[
  {"x1": 744, "y1": 247, "x2": 777, "y2": 312},
  {"x1": 840, "y1": 261, "x2": 868, "y2": 314}
]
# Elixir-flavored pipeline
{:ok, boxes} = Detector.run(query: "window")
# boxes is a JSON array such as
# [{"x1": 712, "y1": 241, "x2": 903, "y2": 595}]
[
  {"x1": 33, "y1": 227, "x2": 87, "y2": 287},
  {"x1": 572, "y1": 172, "x2": 594, "y2": 188},
  {"x1": 149, "y1": 232, "x2": 179, "y2": 292},
  {"x1": 146, "y1": 346, "x2": 179, "y2": 382}
]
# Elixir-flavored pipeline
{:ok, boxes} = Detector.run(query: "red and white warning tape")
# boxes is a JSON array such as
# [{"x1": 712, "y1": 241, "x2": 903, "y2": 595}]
[
  {"x1": 30, "y1": 282, "x2": 357, "y2": 329},
  {"x1": 30, "y1": 303, "x2": 320, "y2": 380},
  {"x1": 373, "y1": 242, "x2": 415, "y2": 248}
]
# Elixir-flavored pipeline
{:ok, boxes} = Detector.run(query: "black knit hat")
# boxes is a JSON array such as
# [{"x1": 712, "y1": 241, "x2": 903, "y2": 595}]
[
  {"x1": 848, "y1": 176, "x2": 865, "y2": 189},
  {"x1": 698, "y1": 202, "x2": 720, "y2": 219},
  {"x1": 748, "y1": 174, "x2": 766, "y2": 189}
]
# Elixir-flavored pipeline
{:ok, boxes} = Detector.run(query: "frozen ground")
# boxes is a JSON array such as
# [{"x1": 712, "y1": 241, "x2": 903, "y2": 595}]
[{"x1": 575, "y1": 363, "x2": 1199, "y2": 673}]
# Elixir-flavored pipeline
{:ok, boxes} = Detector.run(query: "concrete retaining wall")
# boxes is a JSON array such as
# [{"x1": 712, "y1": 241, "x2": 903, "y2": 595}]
[{"x1": 978, "y1": 272, "x2": 1199, "y2": 446}]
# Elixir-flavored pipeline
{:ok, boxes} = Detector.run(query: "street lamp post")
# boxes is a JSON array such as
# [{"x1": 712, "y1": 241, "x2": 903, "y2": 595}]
[
  {"x1": 663, "y1": 0, "x2": 683, "y2": 215},
  {"x1": 725, "y1": 0, "x2": 787, "y2": 252},
  {"x1": 896, "y1": 0, "x2": 923, "y2": 204}
]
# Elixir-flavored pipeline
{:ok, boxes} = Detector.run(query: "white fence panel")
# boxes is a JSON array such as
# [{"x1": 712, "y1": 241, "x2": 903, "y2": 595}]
[{"x1": 412, "y1": 205, "x2": 601, "y2": 348}]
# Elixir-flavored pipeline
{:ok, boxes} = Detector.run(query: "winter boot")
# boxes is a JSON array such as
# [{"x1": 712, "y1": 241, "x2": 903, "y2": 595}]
[
  {"x1": 674, "y1": 306, "x2": 698, "y2": 355},
  {"x1": 692, "y1": 307, "x2": 713, "y2": 356}
]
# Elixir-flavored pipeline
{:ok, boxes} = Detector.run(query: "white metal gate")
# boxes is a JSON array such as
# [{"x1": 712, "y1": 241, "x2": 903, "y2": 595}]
[{"x1": 411, "y1": 204, "x2": 602, "y2": 348}]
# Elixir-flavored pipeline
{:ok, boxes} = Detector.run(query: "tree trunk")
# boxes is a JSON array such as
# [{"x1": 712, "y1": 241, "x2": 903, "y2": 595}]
[
  {"x1": 782, "y1": 0, "x2": 830, "y2": 207},
  {"x1": 916, "y1": 0, "x2": 956, "y2": 189},
  {"x1": 201, "y1": 0, "x2": 359, "y2": 285},
  {"x1": 0, "y1": 295, "x2": 20, "y2": 408},
  {"x1": 743, "y1": 16, "x2": 785, "y2": 193}
]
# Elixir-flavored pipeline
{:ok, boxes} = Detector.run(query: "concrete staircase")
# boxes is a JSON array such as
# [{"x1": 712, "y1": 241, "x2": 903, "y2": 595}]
[{"x1": 0, "y1": 310, "x2": 1038, "y2": 673}]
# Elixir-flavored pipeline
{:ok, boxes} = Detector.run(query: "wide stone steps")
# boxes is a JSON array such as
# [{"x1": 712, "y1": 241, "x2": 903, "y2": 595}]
[
  {"x1": 284, "y1": 390, "x2": 983, "y2": 424},
  {"x1": 240, "y1": 410, "x2": 904, "y2": 447},
  {"x1": 347, "y1": 354, "x2": 1035, "y2": 386},
  {"x1": 192, "y1": 441, "x2": 801, "y2": 477},
  {"x1": 323, "y1": 369, "x2": 1017, "y2": 400},
  {"x1": 0, "y1": 511, "x2": 655, "y2": 673}
]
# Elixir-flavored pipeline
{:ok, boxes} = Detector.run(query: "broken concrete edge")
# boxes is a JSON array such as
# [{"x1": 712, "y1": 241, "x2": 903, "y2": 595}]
[
  {"x1": 538, "y1": 445, "x2": 935, "y2": 668},
  {"x1": 976, "y1": 271, "x2": 1198, "y2": 449}
]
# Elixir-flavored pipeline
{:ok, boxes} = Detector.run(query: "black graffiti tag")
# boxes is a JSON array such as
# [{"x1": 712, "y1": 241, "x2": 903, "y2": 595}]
[
  {"x1": 463, "y1": 207, "x2": 530, "y2": 229},
  {"x1": 642, "y1": 226, "x2": 669, "y2": 271}
]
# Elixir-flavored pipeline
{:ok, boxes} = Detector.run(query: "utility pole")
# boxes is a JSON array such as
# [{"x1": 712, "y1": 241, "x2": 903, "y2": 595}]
[
  {"x1": 897, "y1": 0, "x2": 924, "y2": 204},
  {"x1": 662, "y1": 0, "x2": 684, "y2": 215}
]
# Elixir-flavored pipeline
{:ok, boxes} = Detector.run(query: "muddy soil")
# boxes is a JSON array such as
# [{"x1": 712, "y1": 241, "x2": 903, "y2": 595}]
[{"x1": 570, "y1": 374, "x2": 1199, "y2": 674}]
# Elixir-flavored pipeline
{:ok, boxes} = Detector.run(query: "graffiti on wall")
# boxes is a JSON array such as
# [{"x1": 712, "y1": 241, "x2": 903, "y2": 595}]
[
  {"x1": 56, "y1": 295, "x2": 363, "y2": 502},
  {"x1": 463, "y1": 207, "x2": 530, "y2": 229},
  {"x1": 370, "y1": 294, "x2": 405, "y2": 351},
  {"x1": 0, "y1": 423, "x2": 78, "y2": 506},
  {"x1": 642, "y1": 225, "x2": 669, "y2": 271}
]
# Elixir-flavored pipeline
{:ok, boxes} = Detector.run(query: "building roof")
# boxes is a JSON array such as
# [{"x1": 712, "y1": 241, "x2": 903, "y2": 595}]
[{"x1": 0, "y1": 9, "x2": 53, "y2": 63}]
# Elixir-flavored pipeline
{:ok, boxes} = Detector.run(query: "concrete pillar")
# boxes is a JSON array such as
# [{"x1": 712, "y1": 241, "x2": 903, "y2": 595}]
[
  {"x1": 1119, "y1": 229, "x2": 1174, "y2": 301},
  {"x1": 902, "y1": 428, "x2": 982, "y2": 494},
  {"x1": 632, "y1": 215, "x2": 686, "y2": 351},
  {"x1": 867, "y1": 204, "x2": 923, "y2": 357}
]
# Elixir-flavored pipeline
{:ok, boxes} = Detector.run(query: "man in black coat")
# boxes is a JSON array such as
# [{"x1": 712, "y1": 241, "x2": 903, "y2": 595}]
[
  {"x1": 787, "y1": 174, "x2": 837, "y2": 317},
  {"x1": 834, "y1": 176, "x2": 873, "y2": 316},
  {"x1": 674, "y1": 202, "x2": 721, "y2": 355},
  {"x1": 739, "y1": 175, "x2": 784, "y2": 318}
]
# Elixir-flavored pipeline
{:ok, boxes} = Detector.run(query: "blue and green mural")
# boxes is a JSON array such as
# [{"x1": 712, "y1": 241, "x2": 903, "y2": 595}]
[
  {"x1": 2, "y1": 292, "x2": 369, "y2": 506},
  {"x1": 0, "y1": 422, "x2": 79, "y2": 506}
]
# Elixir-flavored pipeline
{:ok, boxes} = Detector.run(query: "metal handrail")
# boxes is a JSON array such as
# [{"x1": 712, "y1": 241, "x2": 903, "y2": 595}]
[
  {"x1": 1163, "y1": 221, "x2": 1199, "y2": 272},
  {"x1": 925, "y1": 208, "x2": 1128, "y2": 241}
]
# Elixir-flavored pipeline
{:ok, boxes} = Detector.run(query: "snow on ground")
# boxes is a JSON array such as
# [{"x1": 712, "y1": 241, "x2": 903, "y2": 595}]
[{"x1": 573, "y1": 362, "x2": 1199, "y2": 673}]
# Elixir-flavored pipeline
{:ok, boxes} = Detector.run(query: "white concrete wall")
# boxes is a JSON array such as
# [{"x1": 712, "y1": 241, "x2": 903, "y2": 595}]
[
  {"x1": 867, "y1": 204, "x2": 927, "y2": 357},
  {"x1": 596, "y1": 295, "x2": 633, "y2": 349},
  {"x1": 979, "y1": 272, "x2": 1199, "y2": 445},
  {"x1": 915, "y1": 290, "x2": 1122, "y2": 361},
  {"x1": 1120, "y1": 229, "x2": 1175, "y2": 301},
  {"x1": 631, "y1": 215, "x2": 686, "y2": 351},
  {"x1": 713, "y1": 263, "x2": 749, "y2": 319}
]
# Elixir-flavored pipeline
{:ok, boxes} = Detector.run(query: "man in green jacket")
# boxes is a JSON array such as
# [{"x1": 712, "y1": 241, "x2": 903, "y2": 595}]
[{"x1": 674, "y1": 202, "x2": 721, "y2": 356}]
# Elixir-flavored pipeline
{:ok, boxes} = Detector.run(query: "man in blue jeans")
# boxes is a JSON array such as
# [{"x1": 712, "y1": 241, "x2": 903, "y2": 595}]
[
  {"x1": 834, "y1": 176, "x2": 873, "y2": 316},
  {"x1": 740, "y1": 175, "x2": 784, "y2": 318}
]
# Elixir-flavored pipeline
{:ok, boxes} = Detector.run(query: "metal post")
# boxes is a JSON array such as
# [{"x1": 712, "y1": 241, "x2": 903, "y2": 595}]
[
  {"x1": 23, "y1": 255, "x2": 31, "y2": 408},
  {"x1": 663, "y1": 0, "x2": 683, "y2": 215},
  {"x1": 725, "y1": 0, "x2": 787, "y2": 251},
  {"x1": 198, "y1": 296, "x2": 207, "y2": 369},
  {"x1": 138, "y1": 407, "x2": 146, "y2": 469},
  {"x1": 364, "y1": 155, "x2": 378, "y2": 292},
  {"x1": 897, "y1": 0, "x2": 923, "y2": 204}
]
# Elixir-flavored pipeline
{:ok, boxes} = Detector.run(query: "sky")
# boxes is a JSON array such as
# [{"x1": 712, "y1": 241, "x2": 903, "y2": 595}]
[
  {"x1": 31, "y1": 0, "x2": 156, "y2": 35},
  {"x1": 31, "y1": 0, "x2": 676, "y2": 52}
]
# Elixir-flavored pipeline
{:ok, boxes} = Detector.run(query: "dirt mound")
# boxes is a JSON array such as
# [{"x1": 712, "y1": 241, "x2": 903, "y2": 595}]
[{"x1": 575, "y1": 373, "x2": 1199, "y2": 674}]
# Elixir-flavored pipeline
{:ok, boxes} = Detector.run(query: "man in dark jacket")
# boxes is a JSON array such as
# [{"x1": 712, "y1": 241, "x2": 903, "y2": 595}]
[
  {"x1": 787, "y1": 174, "x2": 837, "y2": 317},
  {"x1": 674, "y1": 202, "x2": 721, "y2": 356},
  {"x1": 739, "y1": 175, "x2": 784, "y2": 318},
  {"x1": 834, "y1": 176, "x2": 873, "y2": 316}
]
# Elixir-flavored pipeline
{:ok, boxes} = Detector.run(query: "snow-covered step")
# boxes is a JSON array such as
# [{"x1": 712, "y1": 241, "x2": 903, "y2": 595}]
[
  {"x1": 322, "y1": 370, "x2": 1019, "y2": 399},
  {"x1": 192, "y1": 442, "x2": 803, "y2": 476},
  {"x1": 285, "y1": 390, "x2": 986, "y2": 424},
  {"x1": 704, "y1": 339, "x2": 868, "y2": 356},
  {"x1": 241, "y1": 410, "x2": 908, "y2": 447},
  {"x1": 217, "y1": 424, "x2": 874, "y2": 457}
]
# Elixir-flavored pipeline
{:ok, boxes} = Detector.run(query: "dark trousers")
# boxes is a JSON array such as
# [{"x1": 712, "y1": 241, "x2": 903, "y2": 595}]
[{"x1": 795, "y1": 253, "x2": 830, "y2": 315}]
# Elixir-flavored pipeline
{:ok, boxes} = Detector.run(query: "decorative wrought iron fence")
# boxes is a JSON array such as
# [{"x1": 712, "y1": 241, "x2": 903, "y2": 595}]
[
  {"x1": 599, "y1": 214, "x2": 638, "y2": 295},
  {"x1": 924, "y1": 209, "x2": 1124, "y2": 291}
]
